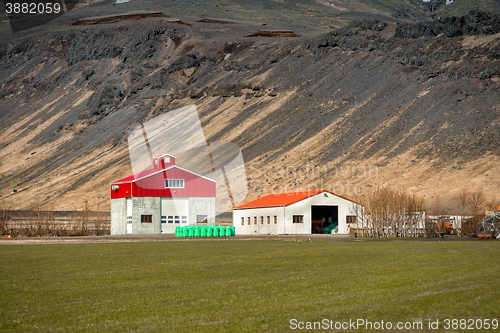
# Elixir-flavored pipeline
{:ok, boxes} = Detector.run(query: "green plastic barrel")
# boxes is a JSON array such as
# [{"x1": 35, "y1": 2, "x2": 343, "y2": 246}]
[
  {"x1": 201, "y1": 226, "x2": 207, "y2": 237},
  {"x1": 213, "y1": 226, "x2": 219, "y2": 237},
  {"x1": 230, "y1": 226, "x2": 236, "y2": 236},
  {"x1": 194, "y1": 227, "x2": 201, "y2": 237},
  {"x1": 207, "y1": 226, "x2": 213, "y2": 237}
]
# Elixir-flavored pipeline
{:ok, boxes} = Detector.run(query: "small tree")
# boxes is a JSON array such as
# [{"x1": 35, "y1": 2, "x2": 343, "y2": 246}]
[
  {"x1": 458, "y1": 189, "x2": 469, "y2": 215},
  {"x1": 469, "y1": 191, "x2": 485, "y2": 216},
  {"x1": 361, "y1": 187, "x2": 424, "y2": 238},
  {"x1": 0, "y1": 207, "x2": 9, "y2": 236}
]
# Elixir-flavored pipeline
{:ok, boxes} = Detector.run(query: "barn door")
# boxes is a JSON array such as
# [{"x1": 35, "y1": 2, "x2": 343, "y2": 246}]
[{"x1": 160, "y1": 198, "x2": 189, "y2": 234}]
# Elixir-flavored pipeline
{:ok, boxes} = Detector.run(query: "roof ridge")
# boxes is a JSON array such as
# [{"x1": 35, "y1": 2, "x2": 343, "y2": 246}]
[{"x1": 235, "y1": 189, "x2": 358, "y2": 209}]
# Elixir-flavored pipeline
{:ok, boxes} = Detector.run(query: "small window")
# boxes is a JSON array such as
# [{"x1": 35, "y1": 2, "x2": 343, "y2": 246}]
[
  {"x1": 161, "y1": 216, "x2": 166, "y2": 223},
  {"x1": 241, "y1": 217, "x2": 245, "y2": 225},
  {"x1": 141, "y1": 215, "x2": 153, "y2": 223},
  {"x1": 260, "y1": 216, "x2": 264, "y2": 224},
  {"x1": 254, "y1": 217, "x2": 257, "y2": 225},
  {"x1": 274, "y1": 216, "x2": 277, "y2": 224},
  {"x1": 173, "y1": 215, "x2": 187, "y2": 224},
  {"x1": 247, "y1": 217, "x2": 251, "y2": 225},
  {"x1": 267, "y1": 216, "x2": 270, "y2": 224},
  {"x1": 165, "y1": 179, "x2": 184, "y2": 188},
  {"x1": 293, "y1": 215, "x2": 304, "y2": 224},
  {"x1": 197, "y1": 215, "x2": 208, "y2": 224},
  {"x1": 347, "y1": 216, "x2": 357, "y2": 224}
]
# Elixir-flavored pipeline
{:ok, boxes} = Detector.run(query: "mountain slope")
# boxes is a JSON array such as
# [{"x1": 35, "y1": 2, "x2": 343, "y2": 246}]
[{"x1": 0, "y1": 1, "x2": 499, "y2": 212}]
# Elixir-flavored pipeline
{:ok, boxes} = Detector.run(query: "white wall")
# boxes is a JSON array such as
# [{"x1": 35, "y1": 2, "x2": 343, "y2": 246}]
[
  {"x1": 233, "y1": 192, "x2": 362, "y2": 235},
  {"x1": 111, "y1": 198, "x2": 127, "y2": 235},
  {"x1": 234, "y1": 206, "x2": 285, "y2": 235}
]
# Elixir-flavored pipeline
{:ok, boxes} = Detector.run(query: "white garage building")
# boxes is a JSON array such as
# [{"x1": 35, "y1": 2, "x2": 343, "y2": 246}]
[{"x1": 233, "y1": 190, "x2": 363, "y2": 235}]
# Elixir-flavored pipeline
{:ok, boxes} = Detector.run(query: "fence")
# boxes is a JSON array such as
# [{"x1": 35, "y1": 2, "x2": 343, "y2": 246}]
[{"x1": 1, "y1": 209, "x2": 110, "y2": 237}]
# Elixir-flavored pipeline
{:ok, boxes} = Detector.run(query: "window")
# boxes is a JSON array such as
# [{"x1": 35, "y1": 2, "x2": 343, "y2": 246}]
[
  {"x1": 293, "y1": 215, "x2": 304, "y2": 223},
  {"x1": 254, "y1": 217, "x2": 257, "y2": 225},
  {"x1": 346, "y1": 216, "x2": 357, "y2": 224},
  {"x1": 141, "y1": 215, "x2": 153, "y2": 223},
  {"x1": 165, "y1": 179, "x2": 184, "y2": 188},
  {"x1": 241, "y1": 217, "x2": 245, "y2": 225},
  {"x1": 274, "y1": 215, "x2": 277, "y2": 224},
  {"x1": 178, "y1": 216, "x2": 187, "y2": 224},
  {"x1": 267, "y1": 216, "x2": 270, "y2": 224},
  {"x1": 197, "y1": 215, "x2": 208, "y2": 224},
  {"x1": 260, "y1": 216, "x2": 264, "y2": 224},
  {"x1": 247, "y1": 217, "x2": 251, "y2": 225},
  {"x1": 161, "y1": 216, "x2": 166, "y2": 223},
  {"x1": 167, "y1": 215, "x2": 187, "y2": 223}
]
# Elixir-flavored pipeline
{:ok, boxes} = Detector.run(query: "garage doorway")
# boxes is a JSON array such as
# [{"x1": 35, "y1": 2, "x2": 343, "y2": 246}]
[
  {"x1": 160, "y1": 198, "x2": 188, "y2": 234},
  {"x1": 311, "y1": 205, "x2": 338, "y2": 234}
]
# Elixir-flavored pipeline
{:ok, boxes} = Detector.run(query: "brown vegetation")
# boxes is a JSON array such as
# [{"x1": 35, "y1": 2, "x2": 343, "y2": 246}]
[
  {"x1": 354, "y1": 187, "x2": 425, "y2": 237},
  {"x1": 0, "y1": 202, "x2": 109, "y2": 237}
]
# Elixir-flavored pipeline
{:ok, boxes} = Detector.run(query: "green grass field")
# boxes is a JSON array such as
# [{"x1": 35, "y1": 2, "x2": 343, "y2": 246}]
[{"x1": 1, "y1": 238, "x2": 499, "y2": 332}]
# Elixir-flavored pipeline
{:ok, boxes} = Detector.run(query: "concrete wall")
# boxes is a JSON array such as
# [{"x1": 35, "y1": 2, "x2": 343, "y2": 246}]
[
  {"x1": 111, "y1": 198, "x2": 127, "y2": 235},
  {"x1": 131, "y1": 197, "x2": 161, "y2": 234},
  {"x1": 189, "y1": 197, "x2": 216, "y2": 225},
  {"x1": 111, "y1": 196, "x2": 215, "y2": 235}
]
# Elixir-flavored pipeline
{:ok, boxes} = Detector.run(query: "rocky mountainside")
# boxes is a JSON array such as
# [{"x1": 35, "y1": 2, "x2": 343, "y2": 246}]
[{"x1": 0, "y1": 0, "x2": 499, "y2": 212}]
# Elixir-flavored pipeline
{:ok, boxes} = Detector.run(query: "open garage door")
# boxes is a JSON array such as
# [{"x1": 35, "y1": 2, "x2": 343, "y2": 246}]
[
  {"x1": 311, "y1": 205, "x2": 338, "y2": 234},
  {"x1": 160, "y1": 198, "x2": 188, "y2": 234}
]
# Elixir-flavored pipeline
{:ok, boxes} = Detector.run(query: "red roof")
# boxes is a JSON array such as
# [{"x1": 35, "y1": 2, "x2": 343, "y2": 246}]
[
  {"x1": 235, "y1": 190, "x2": 358, "y2": 209},
  {"x1": 112, "y1": 169, "x2": 158, "y2": 184},
  {"x1": 110, "y1": 165, "x2": 216, "y2": 199}
]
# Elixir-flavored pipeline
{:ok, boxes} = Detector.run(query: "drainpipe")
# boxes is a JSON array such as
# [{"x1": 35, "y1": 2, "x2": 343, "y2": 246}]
[{"x1": 283, "y1": 206, "x2": 286, "y2": 235}]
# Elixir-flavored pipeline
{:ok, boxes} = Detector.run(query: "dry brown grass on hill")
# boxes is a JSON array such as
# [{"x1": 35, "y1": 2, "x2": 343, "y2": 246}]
[{"x1": 0, "y1": 5, "x2": 499, "y2": 211}]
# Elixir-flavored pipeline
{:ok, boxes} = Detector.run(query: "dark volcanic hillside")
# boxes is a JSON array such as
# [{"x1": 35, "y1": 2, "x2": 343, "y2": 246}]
[{"x1": 1, "y1": 2, "x2": 500, "y2": 212}]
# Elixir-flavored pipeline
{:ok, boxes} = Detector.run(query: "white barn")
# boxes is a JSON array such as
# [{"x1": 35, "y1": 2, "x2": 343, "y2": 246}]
[{"x1": 233, "y1": 190, "x2": 363, "y2": 235}]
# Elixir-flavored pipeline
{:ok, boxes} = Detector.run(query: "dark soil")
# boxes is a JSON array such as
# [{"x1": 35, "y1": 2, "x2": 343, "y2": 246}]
[{"x1": 71, "y1": 11, "x2": 169, "y2": 26}]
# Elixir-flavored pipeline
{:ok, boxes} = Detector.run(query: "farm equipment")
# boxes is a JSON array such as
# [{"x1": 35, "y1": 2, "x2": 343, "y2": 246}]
[
  {"x1": 434, "y1": 219, "x2": 453, "y2": 238},
  {"x1": 476, "y1": 212, "x2": 500, "y2": 239}
]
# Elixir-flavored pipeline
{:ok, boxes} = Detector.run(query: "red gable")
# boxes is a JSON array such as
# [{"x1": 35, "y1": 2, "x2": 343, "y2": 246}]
[{"x1": 110, "y1": 155, "x2": 216, "y2": 199}]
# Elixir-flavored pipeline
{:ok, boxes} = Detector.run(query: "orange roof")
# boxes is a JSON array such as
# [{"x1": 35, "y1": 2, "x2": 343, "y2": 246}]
[{"x1": 235, "y1": 190, "x2": 358, "y2": 209}]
